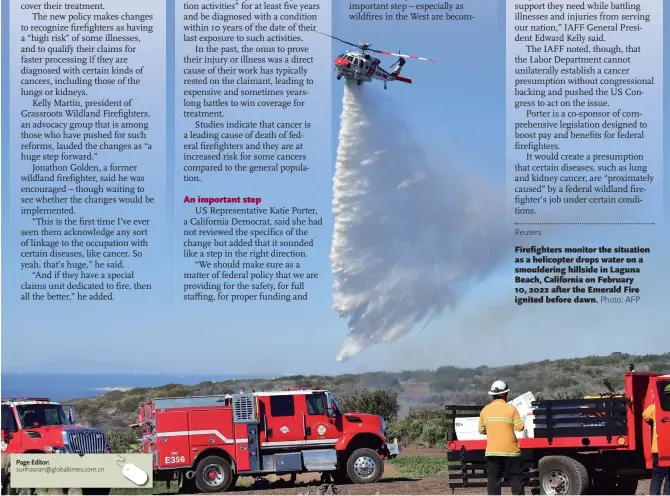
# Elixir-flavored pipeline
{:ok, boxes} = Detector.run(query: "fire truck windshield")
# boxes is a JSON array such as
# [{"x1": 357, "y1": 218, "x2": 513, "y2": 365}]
[{"x1": 16, "y1": 404, "x2": 70, "y2": 428}]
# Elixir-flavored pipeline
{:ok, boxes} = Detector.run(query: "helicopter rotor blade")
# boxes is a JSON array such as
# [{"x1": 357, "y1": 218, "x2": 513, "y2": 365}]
[
  {"x1": 315, "y1": 31, "x2": 360, "y2": 49},
  {"x1": 370, "y1": 48, "x2": 436, "y2": 63},
  {"x1": 316, "y1": 31, "x2": 436, "y2": 63}
]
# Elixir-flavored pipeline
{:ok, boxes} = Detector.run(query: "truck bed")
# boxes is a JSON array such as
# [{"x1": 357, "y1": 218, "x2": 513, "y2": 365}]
[{"x1": 445, "y1": 397, "x2": 630, "y2": 490}]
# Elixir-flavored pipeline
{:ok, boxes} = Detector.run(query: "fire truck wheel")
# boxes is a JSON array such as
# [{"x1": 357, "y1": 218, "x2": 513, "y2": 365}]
[
  {"x1": 345, "y1": 448, "x2": 384, "y2": 484},
  {"x1": 81, "y1": 489, "x2": 110, "y2": 495},
  {"x1": 194, "y1": 456, "x2": 234, "y2": 493},
  {"x1": 538, "y1": 456, "x2": 589, "y2": 495}
]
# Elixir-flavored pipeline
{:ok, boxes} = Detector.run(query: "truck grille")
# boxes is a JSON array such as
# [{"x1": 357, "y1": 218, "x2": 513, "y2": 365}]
[{"x1": 63, "y1": 428, "x2": 107, "y2": 454}]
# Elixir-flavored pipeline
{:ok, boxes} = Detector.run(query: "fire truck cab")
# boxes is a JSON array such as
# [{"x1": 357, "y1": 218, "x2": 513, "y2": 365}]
[
  {"x1": 1, "y1": 397, "x2": 109, "y2": 455},
  {"x1": 1, "y1": 397, "x2": 111, "y2": 495},
  {"x1": 135, "y1": 389, "x2": 401, "y2": 493}
]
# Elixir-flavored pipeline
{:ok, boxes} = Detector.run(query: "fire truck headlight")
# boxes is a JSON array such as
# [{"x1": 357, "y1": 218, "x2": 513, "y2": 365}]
[{"x1": 44, "y1": 446, "x2": 68, "y2": 453}]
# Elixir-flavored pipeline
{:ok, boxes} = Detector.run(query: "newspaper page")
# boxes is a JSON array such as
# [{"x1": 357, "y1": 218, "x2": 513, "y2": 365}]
[{"x1": 1, "y1": 0, "x2": 668, "y2": 494}]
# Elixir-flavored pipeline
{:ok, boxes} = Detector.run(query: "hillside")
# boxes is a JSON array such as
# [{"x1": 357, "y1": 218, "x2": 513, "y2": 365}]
[{"x1": 70, "y1": 351, "x2": 669, "y2": 445}]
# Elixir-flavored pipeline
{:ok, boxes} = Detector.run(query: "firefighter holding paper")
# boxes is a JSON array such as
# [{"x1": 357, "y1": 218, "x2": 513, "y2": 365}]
[{"x1": 478, "y1": 380, "x2": 525, "y2": 495}]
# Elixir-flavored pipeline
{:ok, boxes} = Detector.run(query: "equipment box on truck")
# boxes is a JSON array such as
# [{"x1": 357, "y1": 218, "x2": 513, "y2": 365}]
[
  {"x1": 445, "y1": 371, "x2": 670, "y2": 495},
  {"x1": 134, "y1": 388, "x2": 401, "y2": 493}
]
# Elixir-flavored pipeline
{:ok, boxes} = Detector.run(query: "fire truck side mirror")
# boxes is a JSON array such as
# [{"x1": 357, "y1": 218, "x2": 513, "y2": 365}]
[
  {"x1": 1, "y1": 429, "x2": 11, "y2": 441},
  {"x1": 67, "y1": 406, "x2": 76, "y2": 424}
]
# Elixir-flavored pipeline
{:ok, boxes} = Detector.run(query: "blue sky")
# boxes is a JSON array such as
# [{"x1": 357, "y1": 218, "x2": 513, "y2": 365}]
[{"x1": 2, "y1": 1, "x2": 667, "y2": 375}]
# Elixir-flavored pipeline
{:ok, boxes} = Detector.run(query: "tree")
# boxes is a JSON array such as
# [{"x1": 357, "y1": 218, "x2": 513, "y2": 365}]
[{"x1": 338, "y1": 388, "x2": 400, "y2": 422}]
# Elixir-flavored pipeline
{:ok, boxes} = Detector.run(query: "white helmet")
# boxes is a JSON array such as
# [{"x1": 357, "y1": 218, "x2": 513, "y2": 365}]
[{"x1": 488, "y1": 380, "x2": 510, "y2": 396}]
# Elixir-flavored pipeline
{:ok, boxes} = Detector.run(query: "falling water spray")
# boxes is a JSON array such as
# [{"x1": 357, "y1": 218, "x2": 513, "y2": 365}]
[{"x1": 330, "y1": 81, "x2": 507, "y2": 361}]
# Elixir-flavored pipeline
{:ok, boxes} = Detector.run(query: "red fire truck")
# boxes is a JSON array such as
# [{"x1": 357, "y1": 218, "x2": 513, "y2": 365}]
[
  {"x1": 1, "y1": 397, "x2": 111, "y2": 495},
  {"x1": 134, "y1": 388, "x2": 401, "y2": 493},
  {"x1": 445, "y1": 370, "x2": 670, "y2": 495}
]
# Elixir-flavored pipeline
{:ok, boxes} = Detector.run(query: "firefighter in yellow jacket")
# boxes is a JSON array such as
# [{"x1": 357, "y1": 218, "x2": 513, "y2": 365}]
[
  {"x1": 478, "y1": 380, "x2": 525, "y2": 495},
  {"x1": 643, "y1": 383, "x2": 670, "y2": 495}
]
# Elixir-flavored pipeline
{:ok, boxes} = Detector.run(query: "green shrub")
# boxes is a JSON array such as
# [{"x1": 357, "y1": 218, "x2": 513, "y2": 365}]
[
  {"x1": 107, "y1": 430, "x2": 140, "y2": 453},
  {"x1": 338, "y1": 388, "x2": 400, "y2": 422},
  {"x1": 388, "y1": 408, "x2": 449, "y2": 447},
  {"x1": 420, "y1": 419, "x2": 447, "y2": 447}
]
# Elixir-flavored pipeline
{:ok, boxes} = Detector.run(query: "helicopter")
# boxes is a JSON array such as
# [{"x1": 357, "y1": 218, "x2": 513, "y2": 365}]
[{"x1": 317, "y1": 31, "x2": 436, "y2": 90}]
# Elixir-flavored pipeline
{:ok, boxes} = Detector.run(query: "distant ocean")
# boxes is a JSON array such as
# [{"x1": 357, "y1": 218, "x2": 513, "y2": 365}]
[{"x1": 1, "y1": 373, "x2": 262, "y2": 401}]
